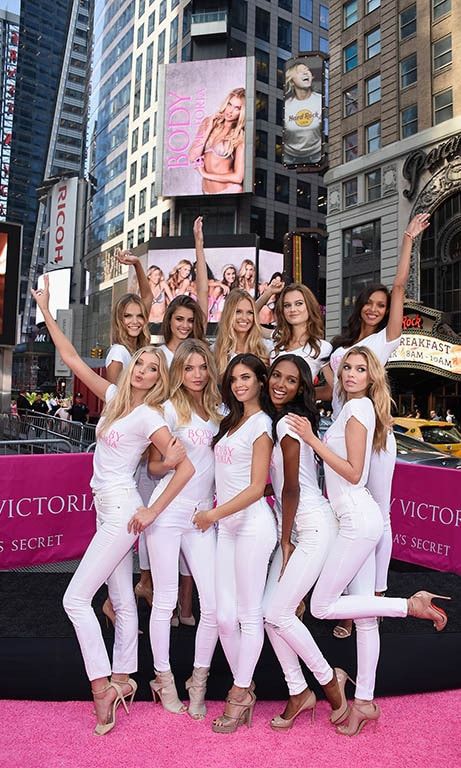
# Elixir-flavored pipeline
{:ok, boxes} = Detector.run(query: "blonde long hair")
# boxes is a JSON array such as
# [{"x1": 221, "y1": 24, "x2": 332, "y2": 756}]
[
  {"x1": 207, "y1": 88, "x2": 246, "y2": 157},
  {"x1": 98, "y1": 346, "x2": 169, "y2": 437},
  {"x1": 336, "y1": 346, "x2": 392, "y2": 452},
  {"x1": 214, "y1": 289, "x2": 269, "y2": 377},
  {"x1": 273, "y1": 283, "x2": 324, "y2": 358},
  {"x1": 169, "y1": 339, "x2": 222, "y2": 426},
  {"x1": 111, "y1": 293, "x2": 150, "y2": 352}
]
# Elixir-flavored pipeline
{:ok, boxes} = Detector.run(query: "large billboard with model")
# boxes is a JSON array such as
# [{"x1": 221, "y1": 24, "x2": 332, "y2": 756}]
[{"x1": 283, "y1": 53, "x2": 328, "y2": 171}]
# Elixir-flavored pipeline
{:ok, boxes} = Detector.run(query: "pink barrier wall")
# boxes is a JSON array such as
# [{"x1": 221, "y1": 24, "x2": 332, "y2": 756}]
[{"x1": 1, "y1": 454, "x2": 460, "y2": 574}]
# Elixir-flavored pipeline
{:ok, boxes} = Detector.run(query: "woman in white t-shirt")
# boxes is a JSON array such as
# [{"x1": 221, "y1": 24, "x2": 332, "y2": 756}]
[
  {"x1": 193, "y1": 354, "x2": 277, "y2": 734},
  {"x1": 213, "y1": 289, "x2": 272, "y2": 378},
  {"x1": 271, "y1": 282, "x2": 332, "y2": 379},
  {"x1": 262, "y1": 355, "x2": 350, "y2": 730},
  {"x1": 32, "y1": 278, "x2": 193, "y2": 737},
  {"x1": 287, "y1": 347, "x2": 449, "y2": 737},
  {"x1": 129, "y1": 339, "x2": 221, "y2": 720},
  {"x1": 319, "y1": 213, "x2": 431, "y2": 639}
]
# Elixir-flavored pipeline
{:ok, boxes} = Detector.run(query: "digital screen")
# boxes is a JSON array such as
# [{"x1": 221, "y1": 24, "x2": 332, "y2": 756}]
[
  {"x1": 0, "y1": 222, "x2": 21, "y2": 346},
  {"x1": 35, "y1": 268, "x2": 71, "y2": 324},
  {"x1": 283, "y1": 54, "x2": 328, "y2": 171}
]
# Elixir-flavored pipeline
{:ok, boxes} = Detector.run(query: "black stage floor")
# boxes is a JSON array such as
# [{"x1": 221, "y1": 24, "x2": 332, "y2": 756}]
[{"x1": 1, "y1": 561, "x2": 460, "y2": 701}]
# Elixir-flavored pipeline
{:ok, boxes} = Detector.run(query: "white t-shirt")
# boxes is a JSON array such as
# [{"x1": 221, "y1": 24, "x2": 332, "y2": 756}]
[
  {"x1": 284, "y1": 92, "x2": 322, "y2": 162},
  {"x1": 105, "y1": 344, "x2": 132, "y2": 370},
  {"x1": 91, "y1": 384, "x2": 167, "y2": 491},
  {"x1": 151, "y1": 399, "x2": 218, "y2": 512},
  {"x1": 323, "y1": 397, "x2": 375, "y2": 507},
  {"x1": 329, "y1": 328, "x2": 401, "y2": 419},
  {"x1": 157, "y1": 343, "x2": 174, "y2": 369},
  {"x1": 215, "y1": 410, "x2": 273, "y2": 532},
  {"x1": 271, "y1": 339, "x2": 332, "y2": 380}
]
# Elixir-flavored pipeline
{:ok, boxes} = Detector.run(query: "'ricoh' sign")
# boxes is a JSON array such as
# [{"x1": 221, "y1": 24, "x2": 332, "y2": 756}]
[{"x1": 47, "y1": 177, "x2": 78, "y2": 269}]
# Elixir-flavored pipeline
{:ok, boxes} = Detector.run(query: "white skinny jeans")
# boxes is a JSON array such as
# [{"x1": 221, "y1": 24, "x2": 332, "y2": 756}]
[
  {"x1": 216, "y1": 505, "x2": 277, "y2": 688},
  {"x1": 264, "y1": 507, "x2": 338, "y2": 694},
  {"x1": 367, "y1": 431, "x2": 397, "y2": 592},
  {"x1": 63, "y1": 487, "x2": 140, "y2": 681},
  {"x1": 311, "y1": 488, "x2": 407, "y2": 700}
]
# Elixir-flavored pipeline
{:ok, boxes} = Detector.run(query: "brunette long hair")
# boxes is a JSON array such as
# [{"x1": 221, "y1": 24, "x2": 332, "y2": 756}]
[
  {"x1": 212, "y1": 354, "x2": 269, "y2": 447},
  {"x1": 331, "y1": 283, "x2": 391, "y2": 351},
  {"x1": 273, "y1": 283, "x2": 324, "y2": 358},
  {"x1": 161, "y1": 295, "x2": 206, "y2": 345}
]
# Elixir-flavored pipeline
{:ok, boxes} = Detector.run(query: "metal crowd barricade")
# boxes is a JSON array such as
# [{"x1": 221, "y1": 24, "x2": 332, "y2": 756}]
[
  {"x1": 0, "y1": 413, "x2": 96, "y2": 451},
  {"x1": 0, "y1": 438, "x2": 74, "y2": 455}
]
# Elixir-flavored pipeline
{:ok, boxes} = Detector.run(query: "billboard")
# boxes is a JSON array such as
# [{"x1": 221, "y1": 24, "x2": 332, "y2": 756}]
[
  {"x1": 157, "y1": 57, "x2": 254, "y2": 197},
  {"x1": 127, "y1": 236, "x2": 282, "y2": 326},
  {"x1": 283, "y1": 53, "x2": 328, "y2": 171},
  {"x1": 35, "y1": 268, "x2": 71, "y2": 324},
  {"x1": 0, "y1": 221, "x2": 21, "y2": 346},
  {"x1": 46, "y1": 176, "x2": 79, "y2": 269},
  {"x1": 0, "y1": 11, "x2": 20, "y2": 220}
]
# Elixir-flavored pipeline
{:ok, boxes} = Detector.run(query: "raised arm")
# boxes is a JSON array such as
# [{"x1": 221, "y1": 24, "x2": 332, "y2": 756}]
[
  {"x1": 386, "y1": 212, "x2": 430, "y2": 341},
  {"x1": 32, "y1": 276, "x2": 110, "y2": 402},
  {"x1": 116, "y1": 249, "x2": 153, "y2": 315},
  {"x1": 255, "y1": 276, "x2": 285, "y2": 313},
  {"x1": 193, "y1": 216, "x2": 209, "y2": 322}
]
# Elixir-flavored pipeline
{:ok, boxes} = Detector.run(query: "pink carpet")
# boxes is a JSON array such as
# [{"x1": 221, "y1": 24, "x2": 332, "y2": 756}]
[{"x1": 2, "y1": 692, "x2": 460, "y2": 768}]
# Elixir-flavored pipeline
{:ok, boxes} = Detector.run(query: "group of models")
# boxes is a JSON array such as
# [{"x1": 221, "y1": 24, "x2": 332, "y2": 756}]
[{"x1": 31, "y1": 211, "x2": 450, "y2": 739}]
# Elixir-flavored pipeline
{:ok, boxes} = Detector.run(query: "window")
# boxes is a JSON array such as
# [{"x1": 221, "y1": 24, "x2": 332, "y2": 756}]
[
  {"x1": 275, "y1": 174, "x2": 290, "y2": 204},
  {"x1": 433, "y1": 88, "x2": 453, "y2": 124},
  {"x1": 279, "y1": 0, "x2": 292, "y2": 10},
  {"x1": 276, "y1": 98, "x2": 284, "y2": 126},
  {"x1": 343, "y1": 1, "x2": 358, "y2": 28},
  {"x1": 432, "y1": 0, "x2": 451, "y2": 20},
  {"x1": 159, "y1": 0, "x2": 166, "y2": 22},
  {"x1": 138, "y1": 224, "x2": 145, "y2": 244},
  {"x1": 255, "y1": 7, "x2": 270, "y2": 42},
  {"x1": 277, "y1": 57, "x2": 286, "y2": 89},
  {"x1": 366, "y1": 0, "x2": 380, "y2": 11},
  {"x1": 343, "y1": 85, "x2": 358, "y2": 116},
  {"x1": 131, "y1": 128, "x2": 139, "y2": 152},
  {"x1": 139, "y1": 188, "x2": 146, "y2": 214},
  {"x1": 148, "y1": 10, "x2": 155, "y2": 34},
  {"x1": 250, "y1": 207, "x2": 266, "y2": 236},
  {"x1": 150, "y1": 183, "x2": 157, "y2": 207},
  {"x1": 170, "y1": 16, "x2": 178, "y2": 47},
  {"x1": 299, "y1": 28, "x2": 312, "y2": 51},
  {"x1": 344, "y1": 131, "x2": 358, "y2": 161},
  {"x1": 274, "y1": 212, "x2": 289, "y2": 242},
  {"x1": 401, "y1": 105, "x2": 418, "y2": 137},
  {"x1": 366, "y1": 121, "x2": 381, "y2": 152},
  {"x1": 255, "y1": 168, "x2": 267, "y2": 197},
  {"x1": 317, "y1": 187, "x2": 327, "y2": 214},
  {"x1": 342, "y1": 221, "x2": 381, "y2": 326},
  {"x1": 278, "y1": 18, "x2": 292, "y2": 51},
  {"x1": 129, "y1": 161, "x2": 137, "y2": 186},
  {"x1": 366, "y1": 169, "x2": 381, "y2": 201},
  {"x1": 275, "y1": 135, "x2": 283, "y2": 163},
  {"x1": 320, "y1": 4, "x2": 329, "y2": 29},
  {"x1": 162, "y1": 210, "x2": 170, "y2": 237},
  {"x1": 365, "y1": 27, "x2": 381, "y2": 59},
  {"x1": 433, "y1": 35, "x2": 452, "y2": 71},
  {"x1": 142, "y1": 119, "x2": 150, "y2": 144},
  {"x1": 300, "y1": 0, "x2": 313, "y2": 22},
  {"x1": 152, "y1": 147, "x2": 156, "y2": 172},
  {"x1": 319, "y1": 36, "x2": 329, "y2": 54},
  {"x1": 366, "y1": 74, "x2": 381, "y2": 105},
  {"x1": 256, "y1": 49, "x2": 270, "y2": 83},
  {"x1": 256, "y1": 91, "x2": 268, "y2": 120},
  {"x1": 400, "y1": 5, "x2": 416, "y2": 39},
  {"x1": 256, "y1": 130, "x2": 268, "y2": 158},
  {"x1": 127, "y1": 230, "x2": 134, "y2": 249},
  {"x1": 344, "y1": 41, "x2": 358, "y2": 72},
  {"x1": 297, "y1": 217, "x2": 311, "y2": 229},
  {"x1": 137, "y1": 24, "x2": 144, "y2": 47},
  {"x1": 400, "y1": 53, "x2": 417, "y2": 88},
  {"x1": 140, "y1": 153, "x2": 148, "y2": 179},
  {"x1": 231, "y1": 0, "x2": 247, "y2": 31},
  {"x1": 128, "y1": 196, "x2": 135, "y2": 220},
  {"x1": 149, "y1": 217, "x2": 157, "y2": 237},
  {"x1": 297, "y1": 180, "x2": 311, "y2": 209},
  {"x1": 344, "y1": 178, "x2": 358, "y2": 207},
  {"x1": 182, "y1": 3, "x2": 191, "y2": 36}
]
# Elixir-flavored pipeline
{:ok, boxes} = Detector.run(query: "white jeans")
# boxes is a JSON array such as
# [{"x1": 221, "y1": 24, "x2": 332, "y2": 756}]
[
  {"x1": 63, "y1": 487, "x2": 140, "y2": 681},
  {"x1": 216, "y1": 507, "x2": 277, "y2": 688},
  {"x1": 263, "y1": 508, "x2": 338, "y2": 694},
  {"x1": 367, "y1": 432, "x2": 397, "y2": 592},
  {"x1": 145, "y1": 507, "x2": 218, "y2": 671},
  {"x1": 311, "y1": 489, "x2": 407, "y2": 700}
]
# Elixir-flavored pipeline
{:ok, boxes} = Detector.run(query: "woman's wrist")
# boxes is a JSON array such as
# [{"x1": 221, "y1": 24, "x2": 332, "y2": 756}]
[{"x1": 404, "y1": 230, "x2": 415, "y2": 241}]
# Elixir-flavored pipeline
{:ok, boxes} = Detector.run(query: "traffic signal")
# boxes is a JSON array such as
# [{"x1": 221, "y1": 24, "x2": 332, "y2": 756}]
[{"x1": 90, "y1": 346, "x2": 104, "y2": 359}]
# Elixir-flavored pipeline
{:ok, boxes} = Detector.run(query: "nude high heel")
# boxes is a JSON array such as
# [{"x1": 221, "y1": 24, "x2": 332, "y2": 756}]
[
  {"x1": 270, "y1": 688, "x2": 316, "y2": 730},
  {"x1": 185, "y1": 666, "x2": 209, "y2": 720},
  {"x1": 212, "y1": 689, "x2": 256, "y2": 734},
  {"x1": 91, "y1": 681, "x2": 123, "y2": 736},
  {"x1": 323, "y1": 667, "x2": 355, "y2": 725},
  {"x1": 178, "y1": 602, "x2": 196, "y2": 626},
  {"x1": 102, "y1": 598, "x2": 116, "y2": 629},
  {"x1": 408, "y1": 591, "x2": 450, "y2": 631},
  {"x1": 150, "y1": 669, "x2": 187, "y2": 714},
  {"x1": 134, "y1": 581, "x2": 153, "y2": 608},
  {"x1": 111, "y1": 677, "x2": 138, "y2": 713},
  {"x1": 337, "y1": 700, "x2": 381, "y2": 737}
]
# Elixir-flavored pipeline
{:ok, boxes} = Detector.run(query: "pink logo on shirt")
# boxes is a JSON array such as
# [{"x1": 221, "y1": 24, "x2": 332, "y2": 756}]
[
  {"x1": 187, "y1": 428, "x2": 214, "y2": 446},
  {"x1": 100, "y1": 429, "x2": 121, "y2": 449},
  {"x1": 215, "y1": 445, "x2": 234, "y2": 464}
]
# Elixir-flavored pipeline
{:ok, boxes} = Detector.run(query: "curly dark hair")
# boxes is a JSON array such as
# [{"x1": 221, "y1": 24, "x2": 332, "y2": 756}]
[
  {"x1": 265, "y1": 354, "x2": 319, "y2": 442},
  {"x1": 212, "y1": 354, "x2": 269, "y2": 447}
]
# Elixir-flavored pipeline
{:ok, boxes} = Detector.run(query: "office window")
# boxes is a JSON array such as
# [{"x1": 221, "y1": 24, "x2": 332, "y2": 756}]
[
  {"x1": 299, "y1": 28, "x2": 312, "y2": 51},
  {"x1": 279, "y1": 0, "x2": 292, "y2": 10},
  {"x1": 131, "y1": 128, "x2": 139, "y2": 152},
  {"x1": 162, "y1": 210, "x2": 170, "y2": 237},
  {"x1": 297, "y1": 180, "x2": 311, "y2": 209},
  {"x1": 343, "y1": 0, "x2": 358, "y2": 28},
  {"x1": 250, "y1": 207, "x2": 266, "y2": 236},
  {"x1": 366, "y1": 0, "x2": 380, "y2": 11},
  {"x1": 274, "y1": 212, "x2": 289, "y2": 242},
  {"x1": 256, "y1": 130, "x2": 268, "y2": 158},
  {"x1": 129, "y1": 161, "x2": 137, "y2": 186},
  {"x1": 137, "y1": 24, "x2": 144, "y2": 47},
  {"x1": 344, "y1": 131, "x2": 358, "y2": 161},
  {"x1": 297, "y1": 217, "x2": 311, "y2": 229},
  {"x1": 319, "y1": 36, "x2": 329, "y2": 54},
  {"x1": 255, "y1": 7, "x2": 270, "y2": 42},
  {"x1": 400, "y1": 53, "x2": 417, "y2": 88},
  {"x1": 365, "y1": 27, "x2": 381, "y2": 59},
  {"x1": 344, "y1": 41, "x2": 358, "y2": 72},
  {"x1": 366, "y1": 121, "x2": 381, "y2": 152},
  {"x1": 140, "y1": 153, "x2": 148, "y2": 179},
  {"x1": 400, "y1": 5, "x2": 416, "y2": 39},
  {"x1": 366, "y1": 169, "x2": 381, "y2": 201},
  {"x1": 170, "y1": 16, "x2": 178, "y2": 47},
  {"x1": 276, "y1": 98, "x2": 284, "y2": 126},
  {"x1": 148, "y1": 10, "x2": 155, "y2": 34},
  {"x1": 152, "y1": 147, "x2": 156, "y2": 172},
  {"x1": 150, "y1": 183, "x2": 157, "y2": 207},
  {"x1": 157, "y1": 30, "x2": 165, "y2": 62},
  {"x1": 277, "y1": 57, "x2": 286, "y2": 89},
  {"x1": 149, "y1": 217, "x2": 157, "y2": 237},
  {"x1": 255, "y1": 168, "x2": 267, "y2": 197},
  {"x1": 138, "y1": 0, "x2": 145, "y2": 17},
  {"x1": 432, "y1": 0, "x2": 451, "y2": 20},
  {"x1": 142, "y1": 119, "x2": 150, "y2": 144},
  {"x1": 182, "y1": 2, "x2": 191, "y2": 36},
  {"x1": 275, "y1": 174, "x2": 290, "y2": 204},
  {"x1": 231, "y1": 0, "x2": 247, "y2": 31},
  {"x1": 343, "y1": 84, "x2": 358, "y2": 116},
  {"x1": 317, "y1": 186, "x2": 327, "y2": 214},
  {"x1": 256, "y1": 49, "x2": 270, "y2": 83},
  {"x1": 433, "y1": 35, "x2": 452, "y2": 71},
  {"x1": 139, "y1": 188, "x2": 146, "y2": 214},
  {"x1": 344, "y1": 178, "x2": 358, "y2": 207},
  {"x1": 300, "y1": 0, "x2": 313, "y2": 21},
  {"x1": 127, "y1": 230, "x2": 134, "y2": 249},
  {"x1": 135, "y1": 54, "x2": 143, "y2": 83},
  {"x1": 278, "y1": 18, "x2": 292, "y2": 51},
  {"x1": 433, "y1": 88, "x2": 453, "y2": 124},
  {"x1": 159, "y1": 0, "x2": 166, "y2": 22},
  {"x1": 181, "y1": 41, "x2": 191, "y2": 62},
  {"x1": 138, "y1": 224, "x2": 145, "y2": 244},
  {"x1": 366, "y1": 74, "x2": 381, "y2": 105},
  {"x1": 133, "y1": 87, "x2": 141, "y2": 120},
  {"x1": 320, "y1": 4, "x2": 329, "y2": 28},
  {"x1": 275, "y1": 135, "x2": 283, "y2": 163},
  {"x1": 128, "y1": 196, "x2": 135, "y2": 220},
  {"x1": 256, "y1": 91, "x2": 268, "y2": 120},
  {"x1": 401, "y1": 105, "x2": 418, "y2": 137}
]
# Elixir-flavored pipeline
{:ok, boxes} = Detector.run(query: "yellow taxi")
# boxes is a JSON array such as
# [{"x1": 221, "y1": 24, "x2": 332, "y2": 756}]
[{"x1": 393, "y1": 418, "x2": 461, "y2": 457}]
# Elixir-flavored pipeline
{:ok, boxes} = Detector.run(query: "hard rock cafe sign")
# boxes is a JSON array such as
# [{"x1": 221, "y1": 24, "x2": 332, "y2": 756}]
[
  {"x1": 402, "y1": 134, "x2": 461, "y2": 200},
  {"x1": 387, "y1": 302, "x2": 461, "y2": 380}
]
